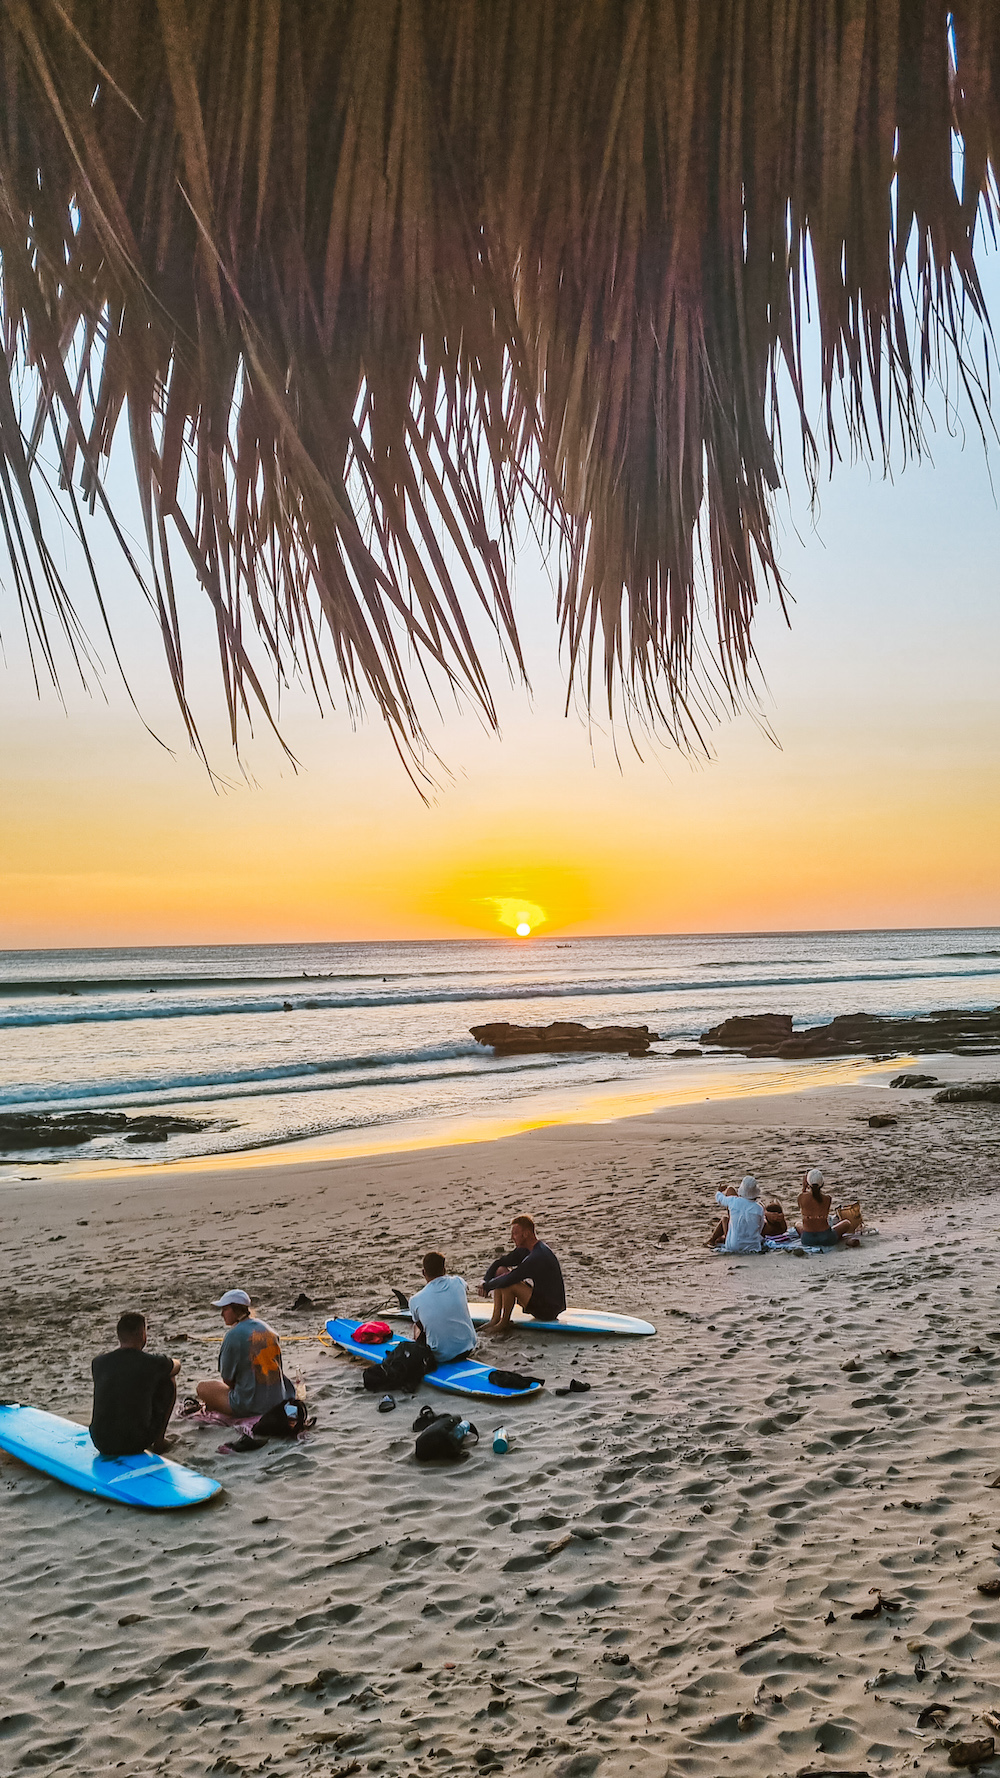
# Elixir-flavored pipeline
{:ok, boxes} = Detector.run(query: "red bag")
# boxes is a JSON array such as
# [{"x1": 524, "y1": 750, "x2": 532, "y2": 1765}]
[{"x1": 353, "y1": 1320, "x2": 392, "y2": 1344}]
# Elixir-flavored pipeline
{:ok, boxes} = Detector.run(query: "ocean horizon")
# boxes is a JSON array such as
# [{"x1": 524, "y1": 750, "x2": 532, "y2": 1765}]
[{"x1": 2, "y1": 925, "x2": 999, "y2": 1173}]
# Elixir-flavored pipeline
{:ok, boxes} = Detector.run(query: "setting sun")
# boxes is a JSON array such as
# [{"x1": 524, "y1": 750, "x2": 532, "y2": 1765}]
[{"x1": 515, "y1": 920, "x2": 531, "y2": 937}]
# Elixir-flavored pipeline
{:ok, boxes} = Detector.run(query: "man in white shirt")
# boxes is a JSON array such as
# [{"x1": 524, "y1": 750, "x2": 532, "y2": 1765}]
[
  {"x1": 713, "y1": 1175, "x2": 766, "y2": 1253},
  {"x1": 408, "y1": 1252, "x2": 477, "y2": 1362}
]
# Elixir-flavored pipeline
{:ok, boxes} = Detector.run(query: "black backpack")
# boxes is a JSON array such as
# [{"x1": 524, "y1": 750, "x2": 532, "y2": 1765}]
[
  {"x1": 362, "y1": 1340, "x2": 437, "y2": 1395},
  {"x1": 253, "y1": 1398, "x2": 309, "y2": 1438},
  {"x1": 413, "y1": 1410, "x2": 480, "y2": 1462}
]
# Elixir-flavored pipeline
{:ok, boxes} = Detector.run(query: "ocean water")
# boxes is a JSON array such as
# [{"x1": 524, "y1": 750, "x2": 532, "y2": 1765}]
[{"x1": 2, "y1": 928, "x2": 999, "y2": 1171}]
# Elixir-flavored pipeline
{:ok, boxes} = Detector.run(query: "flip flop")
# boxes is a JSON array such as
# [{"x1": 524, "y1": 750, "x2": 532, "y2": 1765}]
[
  {"x1": 555, "y1": 1379, "x2": 592, "y2": 1396},
  {"x1": 377, "y1": 1395, "x2": 397, "y2": 1413}
]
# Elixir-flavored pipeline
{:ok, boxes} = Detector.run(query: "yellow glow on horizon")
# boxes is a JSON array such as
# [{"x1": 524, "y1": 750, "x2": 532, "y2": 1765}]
[{"x1": 483, "y1": 895, "x2": 547, "y2": 936}]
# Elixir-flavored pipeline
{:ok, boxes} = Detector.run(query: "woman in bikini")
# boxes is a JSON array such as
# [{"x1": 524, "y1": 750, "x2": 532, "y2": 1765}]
[{"x1": 795, "y1": 1169, "x2": 858, "y2": 1248}]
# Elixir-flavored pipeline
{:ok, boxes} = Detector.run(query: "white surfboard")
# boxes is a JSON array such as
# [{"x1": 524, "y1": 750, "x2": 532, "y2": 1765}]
[{"x1": 465, "y1": 1302, "x2": 655, "y2": 1336}]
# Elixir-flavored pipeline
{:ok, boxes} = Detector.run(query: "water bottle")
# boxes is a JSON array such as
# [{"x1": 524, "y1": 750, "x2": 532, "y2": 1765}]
[
  {"x1": 492, "y1": 1426, "x2": 510, "y2": 1454},
  {"x1": 449, "y1": 1418, "x2": 472, "y2": 1448}
]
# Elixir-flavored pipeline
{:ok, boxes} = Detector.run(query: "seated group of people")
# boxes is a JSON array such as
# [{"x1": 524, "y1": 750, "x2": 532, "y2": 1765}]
[
  {"x1": 89, "y1": 1213, "x2": 565, "y2": 1459},
  {"x1": 709, "y1": 1169, "x2": 861, "y2": 1254}
]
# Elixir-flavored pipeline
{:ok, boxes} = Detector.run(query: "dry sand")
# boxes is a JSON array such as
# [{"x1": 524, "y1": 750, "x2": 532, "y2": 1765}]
[{"x1": 3, "y1": 1070, "x2": 1000, "y2": 1778}]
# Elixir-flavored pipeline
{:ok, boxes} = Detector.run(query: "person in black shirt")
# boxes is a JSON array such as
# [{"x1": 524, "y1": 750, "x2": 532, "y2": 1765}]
[
  {"x1": 90, "y1": 1312, "x2": 181, "y2": 1458},
  {"x1": 481, "y1": 1214, "x2": 566, "y2": 1335}
]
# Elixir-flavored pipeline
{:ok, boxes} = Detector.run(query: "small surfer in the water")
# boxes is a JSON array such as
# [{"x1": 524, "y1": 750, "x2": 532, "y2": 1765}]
[
  {"x1": 193, "y1": 1289, "x2": 295, "y2": 1419},
  {"x1": 90, "y1": 1311, "x2": 181, "y2": 1457},
  {"x1": 481, "y1": 1214, "x2": 567, "y2": 1336}
]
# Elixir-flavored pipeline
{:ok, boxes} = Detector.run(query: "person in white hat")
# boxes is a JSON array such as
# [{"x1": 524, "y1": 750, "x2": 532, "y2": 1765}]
[
  {"x1": 194, "y1": 1289, "x2": 293, "y2": 1419},
  {"x1": 709, "y1": 1174, "x2": 766, "y2": 1253},
  {"x1": 795, "y1": 1170, "x2": 859, "y2": 1248}
]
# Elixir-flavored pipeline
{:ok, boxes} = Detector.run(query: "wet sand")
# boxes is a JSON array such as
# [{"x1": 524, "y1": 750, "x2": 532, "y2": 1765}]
[{"x1": 2, "y1": 1070, "x2": 1000, "y2": 1777}]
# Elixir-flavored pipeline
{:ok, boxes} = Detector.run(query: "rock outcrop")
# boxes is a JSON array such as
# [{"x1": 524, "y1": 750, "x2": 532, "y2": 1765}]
[
  {"x1": 699, "y1": 1008, "x2": 1000, "y2": 1059},
  {"x1": 470, "y1": 1020, "x2": 657, "y2": 1057},
  {"x1": 0, "y1": 1111, "x2": 215, "y2": 1153},
  {"x1": 933, "y1": 1082, "x2": 1000, "y2": 1104}
]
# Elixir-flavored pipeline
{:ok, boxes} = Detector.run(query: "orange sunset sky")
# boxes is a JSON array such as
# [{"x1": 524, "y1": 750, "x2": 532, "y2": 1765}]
[{"x1": 2, "y1": 343, "x2": 999, "y2": 950}]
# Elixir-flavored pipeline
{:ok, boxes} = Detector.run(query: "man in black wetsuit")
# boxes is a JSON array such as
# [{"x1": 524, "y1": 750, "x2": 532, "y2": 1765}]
[
  {"x1": 481, "y1": 1214, "x2": 566, "y2": 1336},
  {"x1": 90, "y1": 1312, "x2": 181, "y2": 1457}
]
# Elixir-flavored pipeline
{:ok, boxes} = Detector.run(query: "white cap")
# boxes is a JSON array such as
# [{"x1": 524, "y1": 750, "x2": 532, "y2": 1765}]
[
  {"x1": 739, "y1": 1175, "x2": 759, "y2": 1198},
  {"x1": 806, "y1": 1168, "x2": 824, "y2": 1187},
  {"x1": 212, "y1": 1288, "x2": 251, "y2": 1308}
]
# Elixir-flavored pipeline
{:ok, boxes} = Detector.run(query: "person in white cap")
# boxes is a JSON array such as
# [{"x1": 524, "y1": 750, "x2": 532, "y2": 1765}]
[
  {"x1": 710, "y1": 1175, "x2": 766, "y2": 1253},
  {"x1": 195, "y1": 1289, "x2": 293, "y2": 1418},
  {"x1": 795, "y1": 1170, "x2": 858, "y2": 1248}
]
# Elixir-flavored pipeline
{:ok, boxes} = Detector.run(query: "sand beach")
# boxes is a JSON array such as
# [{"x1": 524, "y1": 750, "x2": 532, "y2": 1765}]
[{"x1": 3, "y1": 1068, "x2": 1000, "y2": 1778}]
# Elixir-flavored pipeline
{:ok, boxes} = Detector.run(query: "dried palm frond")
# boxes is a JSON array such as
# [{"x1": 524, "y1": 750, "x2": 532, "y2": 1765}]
[{"x1": 0, "y1": 1, "x2": 997, "y2": 761}]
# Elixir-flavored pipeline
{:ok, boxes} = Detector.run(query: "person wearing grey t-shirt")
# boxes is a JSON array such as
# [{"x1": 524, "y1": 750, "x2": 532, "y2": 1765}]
[{"x1": 195, "y1": 1289, "x2": 292, "y2": 1418}]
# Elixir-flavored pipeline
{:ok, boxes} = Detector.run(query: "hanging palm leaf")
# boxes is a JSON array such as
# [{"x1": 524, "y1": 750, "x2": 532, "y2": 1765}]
[{"x1": 0, "y1": 1, "x2": 996, "y2": 761}]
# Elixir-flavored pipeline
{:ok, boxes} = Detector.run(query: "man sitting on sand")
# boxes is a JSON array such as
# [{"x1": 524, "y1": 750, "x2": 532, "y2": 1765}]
[
  {"x1": 481, "y1": 1214, "x2": 567, "y2": 1335},
  {"x1": 90, "y1": 1311, "x2": 181, "y2": 1457},
  {"x1": 194, "y1": 1289, "x2": 294, "y2": 1419},
  {"x1": 711, "y1": 1175, "x2": 766, "y2": 1253},
  {"x1": 408, "y1": 1251, "x2": 477, "y2": 1362}
]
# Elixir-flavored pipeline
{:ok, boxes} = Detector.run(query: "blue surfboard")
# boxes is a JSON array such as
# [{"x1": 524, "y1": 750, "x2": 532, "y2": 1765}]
[
  {"x1": 325, "y1": 1319, "x2": 544, "y2": 1401},
  {"x1": 0, "y1": 1405, "x2": 222, "y2": 1509}
]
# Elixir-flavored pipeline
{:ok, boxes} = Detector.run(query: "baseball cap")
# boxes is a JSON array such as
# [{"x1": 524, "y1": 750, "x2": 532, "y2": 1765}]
[{"x1": 212, "y1": 1288, "x2": 252, "y2": 1308}]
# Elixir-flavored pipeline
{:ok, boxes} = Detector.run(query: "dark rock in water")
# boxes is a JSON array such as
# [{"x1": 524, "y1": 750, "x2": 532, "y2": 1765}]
[
  {"x1": 700, "y1": 1006, "x2": 1000, "y2": 1060},
  {"x1": 933, "y1": 1082, "x2": 1000, "y2": 1104},
  {"x1": 890, "y1": 1072, "x2": 939, "y2": 1088},
  {"x1": 868, "y1": 1114, "x2": 897, "y2": 1128},
  {"x1": 671, "y1": 1047, "x2": 703, "y2": 1057},
  {"x1": 0, "y1": 1111, "x2": 215, "y2": 1153},
  {"x1": 470, "y1": 1020, "x2": 657, "y2": 1057},
  {"x1": 291, "y1": 1293, "x2": 315, "y2": 1311},
  {"x1": 700, "y1": 1013, "x2": 793, "y2": 1050}
]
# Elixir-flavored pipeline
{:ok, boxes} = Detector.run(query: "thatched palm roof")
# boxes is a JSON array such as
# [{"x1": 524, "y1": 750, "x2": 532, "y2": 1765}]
[{"x1": 1, "y1": 2, "x2": 997, "y2": 759}]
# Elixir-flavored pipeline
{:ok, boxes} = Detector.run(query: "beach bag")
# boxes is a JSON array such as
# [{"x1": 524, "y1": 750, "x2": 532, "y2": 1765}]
[
  {"x1": 354, "y1": 1320, "x2": 393, "y2": 1343},
  {"x1": 362, "y1": 1340, "x2": 436, "y2": 1394},
  {"x1": 414, "y1": 1412, "x2": 480, "y2": 1462},
  {"x1": 836, "y1": 1200, "x2": 864, "y2": 1233},
  {"x1": 253, "y1": 1398, "x2": 309, "y2": 1438}
]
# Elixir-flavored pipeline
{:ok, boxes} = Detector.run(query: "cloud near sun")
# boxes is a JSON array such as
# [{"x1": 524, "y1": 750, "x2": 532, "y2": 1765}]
[{"x1": 483, "y1": 897, "x2": 547, "y2": 936}]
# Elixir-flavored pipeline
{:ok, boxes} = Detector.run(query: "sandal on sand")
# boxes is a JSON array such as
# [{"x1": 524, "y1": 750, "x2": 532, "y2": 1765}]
[
  {"x1": 377, "y1": 1395, "x2": 397, "y2": 1413},
  {"x1": 412, "y1": 1404, "x2": 438, "y2": 1432},
  {"x1": 555, "y1": 1379, "x2": 592, "y2": 1396},
  {"x1": 178, "y1": 1396, "x2": 202, "y2": 1418}
]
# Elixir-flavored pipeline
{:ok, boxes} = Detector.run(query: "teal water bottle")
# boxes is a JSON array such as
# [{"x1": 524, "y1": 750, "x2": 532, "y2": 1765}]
[{"x1": 492, "y1": 1426, "x2": 510, "y2": 1454}]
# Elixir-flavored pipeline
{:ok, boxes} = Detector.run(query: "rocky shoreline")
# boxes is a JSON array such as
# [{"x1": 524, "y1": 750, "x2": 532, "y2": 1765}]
[
  {"x1": 0, "y1": 1110, "x2": 216, "y2": 1155},
  {"x1": 698, "y1": 1007, "x2": 1000, "y2": 1059}
]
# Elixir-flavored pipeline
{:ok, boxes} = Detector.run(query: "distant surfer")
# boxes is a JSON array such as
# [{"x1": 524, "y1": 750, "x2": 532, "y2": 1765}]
[
  {"x1": 407, "y1": 1251, "x2": 477, "y2": 1361},
  {"x1": 481, "y1": 1214, "x2": 566, "y2": 1335},
  {"x1": 90, "y1": 1311, "x2": 181, "y2": 1457},
  {"x1": 194, "y1": 1289, "x2": 295, "y2": 1419}
]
